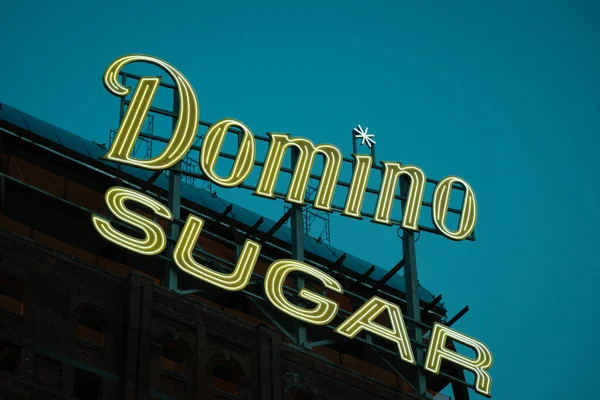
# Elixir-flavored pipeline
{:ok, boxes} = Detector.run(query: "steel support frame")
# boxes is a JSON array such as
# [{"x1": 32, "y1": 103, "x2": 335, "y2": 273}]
[
  {"x1": 165, "y1": 161, "x2": 181, "y2": 290},
  {"x1": 401, "y1": 176, "x2": 429, "y2": 398},
  {"x1": 0, "y1": 170, "x2": 480, "y2": 395},
  {"x1": 290, "y1": 148, "x2": 309, "y2": 349},
  {"x1": 1, "y1": 66, "x2": 478, "y2": 398},
  {"x1": 155, "y1": 160, "x2": 470, "y2": 239},
  {"x1": 0, "y1": 163, "x2": 442, "y2": 336},
  {"x1": 0, "y1": 151, "x2": 436, "y2": 326}
]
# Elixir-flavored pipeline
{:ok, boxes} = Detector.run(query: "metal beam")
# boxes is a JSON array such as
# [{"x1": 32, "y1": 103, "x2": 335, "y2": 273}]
[
  {"x1": 369, "y1": 259, "x2": 405, "y2": 295},
  {"x1": 243, "y1": 217, "x2": 264, "y2": 240},
  {"x1": 308, "y1": 339, "x2": 346, "y2": 349},
  {"x1": 350, "y1": 265, "x2": 376, "y2": 291},
  {"x1": 139, "y1": 170, "x2": 162, "y2": 193},
  {"x1": 204, "y1": 204, "x2": 233, "y2": 231},
  {"x1": 123, "y1": 100, "x2": 178, "y2": 119},
  {"x1": 327, "y1": 253, "x2": 347, "y2": 273},
  {"x1": 446, "y1": 306, "x2": 469, "y2": 327},
  {"x1": 424, "y1": 294, "x2": 443, "y2": 312},
  {"x1": 175, "y1": 288, "x2": 203, "y2": 295},
  {"x1": 248, "y1": 298, "x2": 296, "y2": 344},
  {"x1": 259, "y1": 207, "x2": 293, "y2": 245},
  {"x1": 120, "y1": 71, "x2": 177, "y2": 90}
]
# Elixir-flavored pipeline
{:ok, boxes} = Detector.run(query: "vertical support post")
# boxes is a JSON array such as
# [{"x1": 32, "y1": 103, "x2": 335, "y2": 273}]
[
  {"x1": 400, "y1": 177, "x2": 428, "y2": 398},
  {"x1": 114, "y1": 73, "x2": 127, "y2": 154},
  {"x1": 290, "y1": 148, "x2": 307, "y2": 348},
  {"x1": 119, "y1": 75, "x2": 127, "y2": 123},
  {"x1": 164, "y1": 88, "x2": 181, "y2": 290}
]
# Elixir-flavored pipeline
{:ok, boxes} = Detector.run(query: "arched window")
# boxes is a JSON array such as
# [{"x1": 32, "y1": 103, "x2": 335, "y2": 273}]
[
  {"x1": 209, "y1": 357, "x2": 242, "y2": 395},
  {"x1": 77, "y1": 309, "x2": 104, "y2": 347},
  {"x1": 0, "y1": 276, "x2": 24, "y2": 315},
  {"x1": 160, "y1": 340, "x2": 186, "y2": 374}
]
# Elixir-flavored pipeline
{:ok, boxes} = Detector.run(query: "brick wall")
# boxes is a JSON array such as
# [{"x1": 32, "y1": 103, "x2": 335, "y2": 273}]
[{"x1": 0, "y1": 229, "x2": 419, "y2": 400}]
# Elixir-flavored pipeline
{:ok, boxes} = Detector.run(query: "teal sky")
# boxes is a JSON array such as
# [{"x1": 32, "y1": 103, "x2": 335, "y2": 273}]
[{"x1": 1, "y1": 1, "x2": 599, "y2": 398}]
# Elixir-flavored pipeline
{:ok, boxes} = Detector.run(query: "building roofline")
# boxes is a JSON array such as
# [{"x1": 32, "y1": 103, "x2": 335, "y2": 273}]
[{"x1": 0, "y1": 101, "x2": 443, "y2": 308}]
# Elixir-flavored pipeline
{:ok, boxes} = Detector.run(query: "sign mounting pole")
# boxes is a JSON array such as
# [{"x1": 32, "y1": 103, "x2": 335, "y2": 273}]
[
  {"x1": 291, "y1": 148, "x2": 308, "y2": 348},
  {"x1": 165, "y1": 90, "x2": 181, "y2": 290},
  {"x1": 401, "y1": 177, "x2": 428, "y2": 398}
]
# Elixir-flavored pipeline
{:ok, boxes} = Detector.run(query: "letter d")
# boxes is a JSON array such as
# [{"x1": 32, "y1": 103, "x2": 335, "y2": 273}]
[{"x1": 102, "y1": 54, "x2": 199, "y2": 170}]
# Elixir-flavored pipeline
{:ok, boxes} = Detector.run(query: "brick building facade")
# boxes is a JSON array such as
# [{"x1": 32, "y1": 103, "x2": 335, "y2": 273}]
[
  {"x1": 1, "y1": 229, "x2": 422, "y2": 400},
  {"x1": 0, "y1": 102, "x2": 465, "y2": 400}
]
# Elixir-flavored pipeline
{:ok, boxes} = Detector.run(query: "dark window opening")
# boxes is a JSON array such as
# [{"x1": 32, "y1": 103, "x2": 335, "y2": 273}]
[
  {"x1": 211, "y1": 361, "x2": 240, "y2": 395},
  {"x1": 160, "y1": 340, "x2": 186, "y2": 374},
  {"x1": 213, "y1": 363, "x2": 235, "y2": 382},
  {"x1": 0, "y1": 341, "x2": 21, "y2": 373},
  {"x1": 0, "y1": 276, "x2": 24, "y2": 315},
  {"x1": 287, "y1": 388, "x2": 315, "y2": 400},
  {"x1": 73, "y1": 368, "x2": 101, "y2": 400},
  {"x1": 77, "y1": 310, "x2": 104, "y2": 347},
  {"x1": 35, "y1": 356, "x2": 61, "y2": 389}
]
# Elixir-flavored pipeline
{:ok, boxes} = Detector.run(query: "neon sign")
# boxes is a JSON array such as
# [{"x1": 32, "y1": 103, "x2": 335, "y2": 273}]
[{"x1": 91, "y1": 54, "x2": 493, "y2": 397}]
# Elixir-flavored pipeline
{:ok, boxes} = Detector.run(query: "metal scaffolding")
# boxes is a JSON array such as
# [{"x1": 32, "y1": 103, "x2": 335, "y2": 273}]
[{"x1": 284, "y1": 185, "x2": 331, "y2": 245}]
